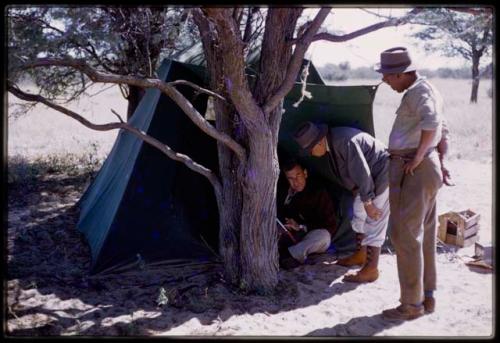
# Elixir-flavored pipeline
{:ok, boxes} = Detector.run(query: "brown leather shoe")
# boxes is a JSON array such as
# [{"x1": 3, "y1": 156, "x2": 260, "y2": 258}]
[
  {"x1": 382, "y1": 304, "x2": 424, "y2": 321},
  {"x1": 342, "y1": 267, "x2": 379, "y2": 283},
  {"x1": 342, "y1": 246, "x2": 380, "y2": 283},
  {"x1": 423, "y1": 297, "x2": 435, "y2": 313},
  {"x1": 336, "y1": 233, "x2": 366, "y2": 267}
]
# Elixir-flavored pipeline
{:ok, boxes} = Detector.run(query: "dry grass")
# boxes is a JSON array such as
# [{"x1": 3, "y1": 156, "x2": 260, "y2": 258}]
[
  {"x1": 331, "y1": 78, "x2": 493, "y2": 162},
  {"x1": 8, "y1": 78, "x2": 493, "y2": 164},
  {"x1": 8, "y1": 83, "x2": 125, "y2": 161}
]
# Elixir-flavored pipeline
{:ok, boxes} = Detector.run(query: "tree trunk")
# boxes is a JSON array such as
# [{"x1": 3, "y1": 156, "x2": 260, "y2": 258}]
[
  {"x1": 193, "y1": 9, "x2": 243, "y2": 286},
  {"x1": 239, "y1": 124, "x2": 280, "y2": 293},
  {"x1": 193, "y1": 7, "x2": 302, "y2": 293},
  {"x1": 127, "y1": 85, "x2": 146, "y2": 120},
  {"x1": 214, "y1": 100, "x2": 244, "y2": 286},
  {"x1": 236, "y1": 9, "x2": 301, "y2": 293},
  {"x1": 470, "y1": 52, "x2": 480, "y2": 103}
]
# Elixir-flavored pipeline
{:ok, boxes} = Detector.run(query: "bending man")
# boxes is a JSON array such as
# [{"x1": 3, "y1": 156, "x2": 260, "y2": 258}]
[{"x1": 293, "y1": 122, "x2": 390, "y2": 283}]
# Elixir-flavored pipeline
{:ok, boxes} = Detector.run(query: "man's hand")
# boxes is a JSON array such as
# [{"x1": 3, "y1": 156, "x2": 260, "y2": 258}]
[
  {"x1": 440, "y1": 162, "x2": 455, "y2": 186},
  {"x1": 284, "y1": 218, "x2": 301, "y2": 231},
  {"x1": 403, "y1": 155, "x2": 424, "y2": 175},
  {"x1": 364, "y1": 201, "x2": 383, "y2": 221}
]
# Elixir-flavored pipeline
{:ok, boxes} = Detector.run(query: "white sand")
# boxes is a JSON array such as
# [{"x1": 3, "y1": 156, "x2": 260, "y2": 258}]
[
  {"x1": 6, "y1": 159, "x2": 493, "y2": 337},
  {"x1": 7, "y1": 80, "x2": 493, "y2": 337}
]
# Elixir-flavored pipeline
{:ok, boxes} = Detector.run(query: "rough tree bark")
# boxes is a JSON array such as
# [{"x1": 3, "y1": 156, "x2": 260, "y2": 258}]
[
  {"x1": 200, "y1": 7, "x2": 285, "y2": 292},
  {"x1": 193, "y1": 9, "x2": 243, "y2": 286}
]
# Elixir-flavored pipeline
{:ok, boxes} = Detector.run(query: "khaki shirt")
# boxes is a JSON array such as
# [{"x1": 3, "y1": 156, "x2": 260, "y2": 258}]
[{"x1": 389, "y1": 76, "x2": 444, "y2": 150}]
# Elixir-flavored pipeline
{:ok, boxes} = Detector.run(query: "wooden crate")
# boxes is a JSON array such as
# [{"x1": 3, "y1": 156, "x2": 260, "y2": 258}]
[
  {"x1": 474, "y1": 241, "x2": 493, "y2": 260},
  {"x1": 438, "y1": 209, "x2": 480, "y2": 247}
]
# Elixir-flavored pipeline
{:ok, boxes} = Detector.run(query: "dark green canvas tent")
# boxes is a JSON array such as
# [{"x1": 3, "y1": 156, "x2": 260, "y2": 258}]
[{"x1": 77, "y1": 57, "x2": 379, "y2": 274}]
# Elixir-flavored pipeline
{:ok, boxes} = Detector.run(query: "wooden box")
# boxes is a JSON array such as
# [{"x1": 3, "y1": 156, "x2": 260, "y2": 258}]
[
  {"x1": 438, "y1": 209, "x2": 480, "y2": 247},
  {"x1": 474, "y1": 241, "x2": 493, "y2": 260}
]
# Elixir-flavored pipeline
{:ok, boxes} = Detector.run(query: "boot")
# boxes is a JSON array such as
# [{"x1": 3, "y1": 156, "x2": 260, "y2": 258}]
[
  {"x1": 336, "y1": 233, "x2": 366, "y2": 267},
  {"x1": 382, "y1": 304, "x2": 424, "y2": 321},
  {"x1": 343, "y1": 246, "x2": 380, "y2": 283},
  {"x1": 423, "y1": 296, "x2": 435, "y2": 313}
]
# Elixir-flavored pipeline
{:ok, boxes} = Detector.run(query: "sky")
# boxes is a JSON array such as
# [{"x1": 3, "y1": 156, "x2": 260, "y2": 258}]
[{"x1": 304, "y1": 7, "x2": 469, "y2": 70}]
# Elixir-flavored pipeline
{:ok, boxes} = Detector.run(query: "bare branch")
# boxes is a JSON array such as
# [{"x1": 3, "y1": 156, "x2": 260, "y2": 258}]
[
  {"x1": 168, "y1": 80, "x2": 226, "y2": 101},
  {"x1": 359, "y1": 8, "x2": 393, "y2": 20},
  {"x1": 233, "y1": 7, "x2": 243, "y2": 24},
  {"x1": 118, "y1": 83, "x2": 129, "y2": 99},
  {"x1": 18, "y1": 57, "x2": 246, "y2": 163},
  {"x1": 111, "y1": 109, "x2": 125, "y2": 123},
  {"x1": 87, "y1": 84, "x2": 117, "y2": 98},
  {"x1": 309, "y1": 8, "x2": 424, "y2": 43},
  {"x1": 262, "y1": 7, "x2": 330, "y2": 115},
  {"x1": 242, "y1": 7, "x2": 258, "y2": 43},
  {"x1": 7, "y1": 81, "x2": 222, "y2": 193}
]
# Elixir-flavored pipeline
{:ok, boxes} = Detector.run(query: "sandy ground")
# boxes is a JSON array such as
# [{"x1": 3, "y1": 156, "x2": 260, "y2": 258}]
[{"x1": 6, "y1": 158, "x2": 493, "y2": 337}]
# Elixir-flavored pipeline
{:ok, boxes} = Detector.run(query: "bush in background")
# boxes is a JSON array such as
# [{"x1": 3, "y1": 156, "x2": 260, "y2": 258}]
[{"x1": 8, "y1": 142, "x2": 102, "y2": 185}]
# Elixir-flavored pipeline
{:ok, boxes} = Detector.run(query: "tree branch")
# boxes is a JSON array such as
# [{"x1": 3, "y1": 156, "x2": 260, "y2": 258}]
[
  {"x1": 111, "y1": 108, "x2": 125, "y2": 123},
  {"x1": 7, "y1": 81, "x2": 222, "y2": 194},
  {"x1": 168, "y1": 80, "x2": 226, "y2": 101},
  {"x1": 202, "y1": 8, "x2": 266, "y2": 133},
  {"x1": 18, "y1": 57, "x2": 246, "y2": 163},
  {"x1": 309, "y1": 8, "x2": 424, "y2": 43},
  {"x1": 262, "y1": 7, "x2": 330, "y2": 115},
  {"x1": 242, "y1": 7, "x2": 258, "y2": 43}
]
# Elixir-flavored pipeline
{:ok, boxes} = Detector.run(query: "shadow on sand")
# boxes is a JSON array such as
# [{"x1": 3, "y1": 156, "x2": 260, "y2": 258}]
[{"x1": 7, "y1": 171, "x2": 372, "y2": 336}]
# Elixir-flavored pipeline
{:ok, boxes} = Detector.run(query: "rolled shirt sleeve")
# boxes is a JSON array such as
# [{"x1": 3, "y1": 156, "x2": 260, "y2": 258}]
[{"x1": 416, "y1": 93, "x2": 440, "y2": 131}]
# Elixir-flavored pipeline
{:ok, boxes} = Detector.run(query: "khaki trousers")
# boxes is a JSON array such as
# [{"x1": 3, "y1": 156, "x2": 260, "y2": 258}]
[
  {"x1": 288, "y1": 229, "x2": 331, "y2": 263},
  {"x1": 389, "y1": 151, "x2": 443, "y2": 305},
  {"x1": 351, "y1": 187, "x2": 390, "y2": 247}
]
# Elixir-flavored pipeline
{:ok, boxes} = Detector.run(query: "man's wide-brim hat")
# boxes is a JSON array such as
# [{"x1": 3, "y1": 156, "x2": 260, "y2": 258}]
[
  {"x1": 293, "y1": 121, "x2": 328, "y2": 153},
  {"x1": 374, "y1": 46, "x2": 417, "y2": 74}
]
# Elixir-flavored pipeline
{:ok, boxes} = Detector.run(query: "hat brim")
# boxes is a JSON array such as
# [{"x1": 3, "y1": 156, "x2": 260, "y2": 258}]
[
  {"x1": 304, "y1": 124, "x2": 328, "y2": 153},
  {"x1": 374, "y1": 62, "x2": 417, "y2": 74}
]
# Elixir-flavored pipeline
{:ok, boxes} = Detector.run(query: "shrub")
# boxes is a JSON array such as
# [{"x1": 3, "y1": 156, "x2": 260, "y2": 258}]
[{"x1": 8, "y1": 142, "x2": 103, "y2": 185}]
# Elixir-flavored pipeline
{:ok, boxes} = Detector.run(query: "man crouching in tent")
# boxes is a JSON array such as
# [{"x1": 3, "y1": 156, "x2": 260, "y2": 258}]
[
  {"x1": 277, "y1": 159, "x2": 337, "y2": 270},
  {"x1": 293, "y1": 122, "x2": 390, "y2": 283}
]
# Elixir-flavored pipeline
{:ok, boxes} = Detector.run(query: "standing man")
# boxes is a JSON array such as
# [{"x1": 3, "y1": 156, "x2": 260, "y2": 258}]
[
  {"x1": 374, "y1": 46, "x2": 446, "y2": 321},
  {"x1": 293, "y1": 122, "x2": 390, "y2": 283},
  {"x1": 277, "y1": 160, "x2": 337, "y2": 270}
]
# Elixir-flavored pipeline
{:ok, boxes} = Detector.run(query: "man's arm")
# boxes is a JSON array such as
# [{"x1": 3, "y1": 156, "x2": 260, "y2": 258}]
[
  {"x1": 345, "y1": 141, "x2": 376, "y2": 202},
  {"x1": 437, "y1": 122, "x2": 454, "y2": 186},
  {"x1": 404, "y1": 89, "x2": 441, "y2": 175},
  {"x1": 345, "y1": 141, "x2": 383, "y2": 220},
  {"x1": 404, "y1": 129, "x2": 436, "y2": 175}
]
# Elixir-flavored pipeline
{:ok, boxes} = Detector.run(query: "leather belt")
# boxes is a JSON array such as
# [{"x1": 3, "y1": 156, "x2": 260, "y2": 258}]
[{"x1": 389, "y1": 147, "x2": 437, "y2": 161}]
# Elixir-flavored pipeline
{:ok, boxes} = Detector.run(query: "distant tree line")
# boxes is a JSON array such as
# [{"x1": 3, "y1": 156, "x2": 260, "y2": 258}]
[{"x1": 318, "y1": 61, "x2": 492, "y2": 81}]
